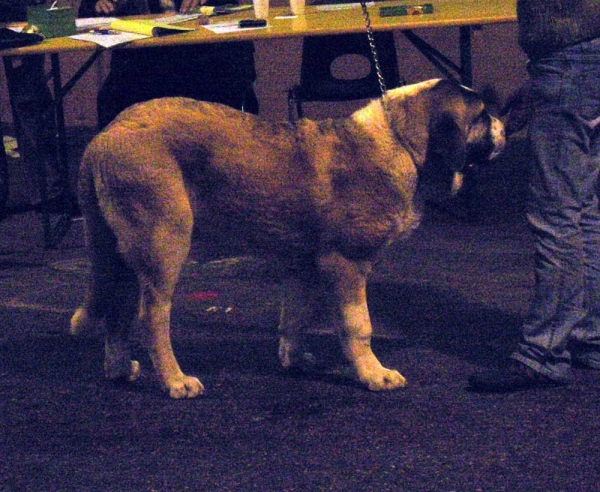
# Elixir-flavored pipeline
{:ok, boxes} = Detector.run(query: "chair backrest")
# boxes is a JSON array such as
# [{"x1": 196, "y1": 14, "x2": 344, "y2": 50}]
[{"x1": 295, "y1": 29, "x2": 401, "y2": 102}]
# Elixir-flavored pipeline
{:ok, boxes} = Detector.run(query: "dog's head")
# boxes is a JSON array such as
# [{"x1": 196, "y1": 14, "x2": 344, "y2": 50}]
[{"x1": 385, "y1": 79, "x2": 506, "y2": 202}]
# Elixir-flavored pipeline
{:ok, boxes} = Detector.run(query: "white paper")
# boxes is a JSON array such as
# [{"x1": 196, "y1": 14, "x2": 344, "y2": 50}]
[
  {"x1": 75, "y1": 17, "x2": 118, "y2": 30},
  {"x1": 72, "y1": 15, "x2": 200, "y2": 48},
  {"x1": 202, "y1": 21, "x2": 268, "y2": 34},
  {"x1": 154, "y1": 13, "x2": 202, "y2": 24},
  {"x1": 70, "y1": 31, "x2": 148, "y2": 48}
]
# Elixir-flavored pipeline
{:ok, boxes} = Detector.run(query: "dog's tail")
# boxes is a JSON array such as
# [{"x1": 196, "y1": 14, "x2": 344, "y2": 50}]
[{"x1": 70, "y1": 150, "x2": 139, "y2": 336}]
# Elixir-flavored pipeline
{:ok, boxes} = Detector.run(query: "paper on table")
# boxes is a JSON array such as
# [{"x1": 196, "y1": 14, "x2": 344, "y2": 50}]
[
  {"x1": 75, "y1": 17, "x2": 117, "y2": 31},
  {"x1": 154, "y1": 13, "x2": 202, "y2": 23},
  {"x1": 109, "y1": 19, "x2": 194, "y2": 36},
  {"x1": 70, "y1": 16, "x2": 194, "y2": 48},
  {"x1": 202, "y1": 20, "x2": 268, "y2": 34},
  {"x1": 75, "y1": 15, "x2": 198, "y2": 30},
  {"x1": 70, "y1": 30, "x2": 148, "y2": 48}
]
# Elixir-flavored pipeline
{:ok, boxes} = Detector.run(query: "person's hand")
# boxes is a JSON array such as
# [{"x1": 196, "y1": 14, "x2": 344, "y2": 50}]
[
  {"x1": 501, "y1": 81, "x2": 533, "y2": 137},
  {"x1": 179, "y1": 0, "x2": 202, "y2": 13},
  {"x1": 93, "y1": 0, "x2": 124, "y2": 15}
]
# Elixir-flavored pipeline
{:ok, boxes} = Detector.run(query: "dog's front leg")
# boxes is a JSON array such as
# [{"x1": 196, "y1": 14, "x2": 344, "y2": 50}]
[{"x1": 319, "y1": 253, "x2": 407, "y2": 391}]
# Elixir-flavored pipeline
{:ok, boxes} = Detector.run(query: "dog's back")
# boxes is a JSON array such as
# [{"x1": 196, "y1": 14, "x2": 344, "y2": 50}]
[{"x1": 80, "y1": 98, "x2": 417, "y2": 263}]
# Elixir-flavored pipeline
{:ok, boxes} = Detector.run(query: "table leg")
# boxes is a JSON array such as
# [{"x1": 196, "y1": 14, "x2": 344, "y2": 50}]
[
  {"x1": 1, "y1": 50, "x2": 101, "y2": 248},
  {"x1": 401, "y1": 26, "x2": 475, "y2": 87},
  {"x1": 459, "y1": 26, "x2": 473, "y2": 87}
]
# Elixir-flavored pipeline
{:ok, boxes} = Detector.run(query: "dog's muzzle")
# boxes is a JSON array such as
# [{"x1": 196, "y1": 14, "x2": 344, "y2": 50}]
[
  {"x1": 488, "y1": 116, "x2": 506, "y2": 161},
  {"x1": 454, "y1": 116, "x2": 506, "y2": 196},
  {"x1": 451, "y1": 171, "x2": 464, "y2": 196}
]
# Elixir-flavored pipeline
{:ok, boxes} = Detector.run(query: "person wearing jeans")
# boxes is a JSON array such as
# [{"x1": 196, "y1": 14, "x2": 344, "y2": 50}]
[{"x1": 469, "y1": 0, "x2": 600, "y2": 392}]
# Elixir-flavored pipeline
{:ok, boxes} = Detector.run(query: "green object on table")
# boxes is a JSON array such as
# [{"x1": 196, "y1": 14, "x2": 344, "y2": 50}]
[
  {"x1": 26, "y1": 6, "x2": 76, "y2": 39},
  {"x1": 380, "y1": 3, "x2": 434, "y2": 17}
]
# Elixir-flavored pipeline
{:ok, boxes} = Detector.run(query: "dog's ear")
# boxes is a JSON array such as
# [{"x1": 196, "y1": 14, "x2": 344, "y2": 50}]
[
  {"x1": 416, "y1": 111, "x2": 466, "y2": 202},
  {"x1": 427, "y1": 111, "x2": 467, "y2": 172}
]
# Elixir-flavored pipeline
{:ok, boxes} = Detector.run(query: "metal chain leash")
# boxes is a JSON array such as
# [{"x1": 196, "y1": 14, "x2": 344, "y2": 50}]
[
  {"x1": 359, "y1": 0, "x2": 408, "y2": 115},
  {"x1": 359, "y1": 0, "x2": 388, "y2": 101}
]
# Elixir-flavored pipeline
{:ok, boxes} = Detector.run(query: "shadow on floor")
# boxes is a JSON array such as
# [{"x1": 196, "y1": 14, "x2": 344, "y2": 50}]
[{"x1": 1, "y1": 135, "x2": 599, "y2": 492}]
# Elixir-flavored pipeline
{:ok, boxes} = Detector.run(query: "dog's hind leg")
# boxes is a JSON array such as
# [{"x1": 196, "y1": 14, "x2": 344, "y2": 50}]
[
  {"x1": 121, "y1": 185, "x2": 204, "y2": 399},
  {"x1": 278, "y1": 277, "x2": 319, "y2": 371},
  {"x1": 102, "y1": 263, "x2": 141, "y2": 382},
  {"x1": 318, "y1": 252, "x2": 407, "y2": 391},
  {"x1": 71, "y1": 202, "x2": 141, "y2": 382}
]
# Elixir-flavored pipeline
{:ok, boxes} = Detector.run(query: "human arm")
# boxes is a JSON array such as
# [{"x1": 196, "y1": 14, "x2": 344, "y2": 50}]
[
  {"x1": 178, "y1": 0, "x2": 202, "y2": 13},
  {"x1": 78, "y1": 0, "x2": 150, "y2": 16},
  {"x1": 79, "y1": 0, "x2": 205, "y2": 16}
]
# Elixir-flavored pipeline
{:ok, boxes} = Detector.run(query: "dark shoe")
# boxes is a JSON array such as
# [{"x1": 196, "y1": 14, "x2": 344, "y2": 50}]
[{"x1": 468, "y1": 361, "x2": 567, "y2": 393}]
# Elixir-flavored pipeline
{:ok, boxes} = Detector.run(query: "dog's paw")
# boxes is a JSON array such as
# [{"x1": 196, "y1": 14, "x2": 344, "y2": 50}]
[
  {"x1": 278, "y1": 338, "x2": 317, "y2": 371},
  {"x1": 70, "y1": 306, "x2": 103, "y2": 335},
  {"x1": 104, "y1": 340, "x2": 141, "y2": 382},
  {"x1": 163, "y1": 375, "x2": 205, "y2": 399},
  {"x1": 358, "y1": 366, "x2": 407, "y2": 391},
  {"x1": 105, "y1": 360, "x2": 141, "y2": 382}
]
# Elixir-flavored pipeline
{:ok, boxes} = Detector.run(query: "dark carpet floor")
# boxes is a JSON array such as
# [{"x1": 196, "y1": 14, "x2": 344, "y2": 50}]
[{"x1": 1, "y1": 136, "x2": 599, "y2": 491}]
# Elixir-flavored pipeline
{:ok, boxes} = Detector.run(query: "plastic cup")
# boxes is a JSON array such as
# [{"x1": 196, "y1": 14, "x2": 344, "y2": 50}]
[
  {"x1": 253, "y1": 0, "x2": 269, "y2": 19},
  {"x1": 290, "y1": 0, "x2": 305, "y2": 15}
]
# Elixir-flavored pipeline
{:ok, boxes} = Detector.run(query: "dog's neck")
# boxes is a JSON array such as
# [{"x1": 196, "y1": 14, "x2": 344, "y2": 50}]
[
  {"x1": 379, "y1": 94, "x2": 402, "y2": 144},
  {"x1": 352, "y1": 96, "x2": 397, "y2": 143},
  {"x1": 352, "y1": 96, "x2": 425, "y2": 166}
]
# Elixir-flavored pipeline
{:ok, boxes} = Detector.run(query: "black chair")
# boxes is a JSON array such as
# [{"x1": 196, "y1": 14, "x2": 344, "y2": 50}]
[{"x1": 288, "y1": 4, "x2": 402, "y2": 121}]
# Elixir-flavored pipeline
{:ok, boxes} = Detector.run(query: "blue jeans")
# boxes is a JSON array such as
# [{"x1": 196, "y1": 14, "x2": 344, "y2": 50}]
[{"x1": 512, "y1": 38, "x2": 600, "y2": 381}]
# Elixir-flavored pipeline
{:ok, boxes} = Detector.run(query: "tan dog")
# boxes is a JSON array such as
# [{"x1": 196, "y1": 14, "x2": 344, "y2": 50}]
[{"x1": 70, "y1": 79, "x2": 505, "y2": 398}]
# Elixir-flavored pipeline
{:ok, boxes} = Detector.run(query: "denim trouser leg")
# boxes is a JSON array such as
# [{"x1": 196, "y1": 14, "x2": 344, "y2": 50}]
[
  {"x1": 570, "y1": 196, "x2": 600, "y2": 369},
  {"x1": 512, "y1": 39, "x2": 600, "y2": 381}
]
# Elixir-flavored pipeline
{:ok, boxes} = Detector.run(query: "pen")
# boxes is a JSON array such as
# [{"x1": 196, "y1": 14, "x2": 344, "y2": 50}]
[{"x1": 91, "y1": 29, "x2": 118, "y2": 35}]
